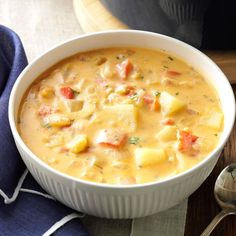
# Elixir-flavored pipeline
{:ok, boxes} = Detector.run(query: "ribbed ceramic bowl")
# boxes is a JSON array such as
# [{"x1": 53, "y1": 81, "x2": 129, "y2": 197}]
[{"x1": 9, "y1": 30, "x2": 235, "y2": 219}]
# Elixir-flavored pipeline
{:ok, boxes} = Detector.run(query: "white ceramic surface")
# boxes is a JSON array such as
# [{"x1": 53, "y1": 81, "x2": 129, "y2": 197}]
[{"x1": 8, "y1": 30, "x2": 235, "y2": 219}]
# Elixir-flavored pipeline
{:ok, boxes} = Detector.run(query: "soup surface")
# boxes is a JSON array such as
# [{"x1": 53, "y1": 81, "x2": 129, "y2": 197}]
[{"x1": 18, "y1": 47, "x2": 223, "y2": 185}]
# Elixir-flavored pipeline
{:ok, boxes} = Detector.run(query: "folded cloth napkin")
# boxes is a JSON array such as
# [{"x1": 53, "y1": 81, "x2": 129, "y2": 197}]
[{"x1": 0, "y1": 25, "x2": 89, "y2": 236}]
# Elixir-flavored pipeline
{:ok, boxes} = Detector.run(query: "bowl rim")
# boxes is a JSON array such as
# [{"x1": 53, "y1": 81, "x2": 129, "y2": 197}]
[{"x1": 8, "y1": 29, "x2": 236, "y2": 189}]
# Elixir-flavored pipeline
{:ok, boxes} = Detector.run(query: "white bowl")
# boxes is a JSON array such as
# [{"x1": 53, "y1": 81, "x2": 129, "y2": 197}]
[{"x1": 9, "y1": 30, "x2": 235, "y2": 219}]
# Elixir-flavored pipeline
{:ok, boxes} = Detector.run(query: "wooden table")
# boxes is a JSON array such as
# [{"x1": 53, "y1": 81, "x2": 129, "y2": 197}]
[{"x1": 74, "y1": 1, "x2": 236, "y2": 235}]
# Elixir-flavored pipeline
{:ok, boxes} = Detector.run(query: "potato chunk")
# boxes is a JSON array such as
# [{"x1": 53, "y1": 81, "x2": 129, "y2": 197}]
[
  {"x1": 157, "y1": 126, "x2": 177, "y2": 141},
  {"x1": 63, "y1": 99, "x2": 83, "y2": 112},
  {"x1": 135, "y1": 148, "x2": 166, "y2": 167},
  {"x1": 39, "y1": 87, "x2": 54, "y2": 98},
  {"x1": 44, "y1": 114, "x2": 72, "y2": 127},
  {"x1": 67, "y1": 101, "x2": 96, "y2": 119},
  {"x1": 205, "y1": 112, "x2": 223, "y2": 130},
  {"x1": 95, "y1": 104, "x2": 138, "y2": 132},
  {"x1": 67, "y1": 135, "x2": 88, "y2": 153},
  {"x1": 159, "y1": 91, "x2": 185, "y2": 116},
  {"x1": 100, "y1": 62, "x2": 115, "y2": 79}
]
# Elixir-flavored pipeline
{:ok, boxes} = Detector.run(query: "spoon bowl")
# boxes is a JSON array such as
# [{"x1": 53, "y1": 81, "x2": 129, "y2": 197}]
[
  {"x1": 215, "y1": 164, "x2": 236, "y2": 210},
  {"x1": 201, "y1": 164, "x2": 236, "y2": 236}
]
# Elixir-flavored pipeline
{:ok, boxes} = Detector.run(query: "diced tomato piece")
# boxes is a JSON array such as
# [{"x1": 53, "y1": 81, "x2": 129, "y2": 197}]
[
  {"x1": 125, "y1": 85, "x2": 135, "y2": 95},
  {"x1": 38, "y1": 105, "x2": 57, "y2": 117},
  {"x1": 143, "y1": 95, "x2": 160, "y2": 112},
  {"x1": 178, "y1": 130, "x2": 198, "y2": 153},
  {"x1": 116, "y1": 59, "x2": 133, "y2": 80},
  {"x1": 166, "y1": 71, "x2": 181, "y2": 77},
  {"x1": 143, "y1": 94, "x2": 153, "y2": 105},
  {"x1": 162, "y1": 118, "x2": 175, "y2": 125},
  {"x1": 96, "y1": 129, "x2": 127, "y2": 148},
  {"x1": 60, "y1": 87, "x2": 74, "y2": 99}
]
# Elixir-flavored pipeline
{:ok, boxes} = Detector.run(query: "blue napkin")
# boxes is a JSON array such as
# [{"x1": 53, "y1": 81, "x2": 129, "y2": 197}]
[{"x1": 0, "y1": 25, "x2": 89, "y2": 236}]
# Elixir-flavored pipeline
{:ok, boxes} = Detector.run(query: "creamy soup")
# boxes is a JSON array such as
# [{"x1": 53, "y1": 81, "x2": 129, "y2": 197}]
[{"x1": 18, "y1": 48, "x2": 223, "y2": 185}]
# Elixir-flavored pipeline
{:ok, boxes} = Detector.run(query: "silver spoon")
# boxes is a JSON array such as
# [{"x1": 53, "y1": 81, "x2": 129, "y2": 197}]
[{"x1": 201, "y1": 164, "x2": 236, "y2": 236}]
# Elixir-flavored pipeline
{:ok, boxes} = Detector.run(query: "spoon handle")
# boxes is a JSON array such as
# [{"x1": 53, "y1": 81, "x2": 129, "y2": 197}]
[{"x1": 200, "y1": 209, "x2": 236, "y2": 236}]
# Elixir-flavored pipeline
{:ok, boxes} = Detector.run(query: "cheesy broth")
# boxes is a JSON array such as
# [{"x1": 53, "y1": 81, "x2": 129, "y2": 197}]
[{"x1": 18, "y1": 48, "x2": 223, "y2": 185}]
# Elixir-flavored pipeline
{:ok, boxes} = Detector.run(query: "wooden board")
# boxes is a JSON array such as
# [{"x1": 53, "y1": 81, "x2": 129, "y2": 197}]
[
  {"x1": 73, "y1": 0, "x2": 236, "y2": 84},
  {"x1": 73, "y1": 0, "x2": 127, "y2": 33}
]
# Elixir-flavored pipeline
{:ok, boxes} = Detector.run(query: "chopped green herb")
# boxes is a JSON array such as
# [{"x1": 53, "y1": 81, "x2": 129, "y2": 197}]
[
  {"x1": 94, "y1": 164, "x2": 103, "y2": 170},
  {"x1": 116, "y1": 54, "x2": 125, "y2": 60},
  {"x1": 130, "y1": 93, "x2": 139, "y2": 100},
  {"x1": 42, "y1": 123, "x2": 51, "y2": 129},
  {"x1": 168, "y1": 56, "x2": 174, "y2": 61},
  {"x1": 128, "y1": 137, "x2": 140, "y2": 145},
  {"x1": 153, "y1": 91, "x2": 161, "y2": 97},
  {"x1": 163, "y1": 65, "x2": 169, "y2": 69},
  {"x1": 214, "y1": 133, "x2": 218, "y2": 136},
  {"x1": 175, "y1": 92, "x2": 179, "y2": 95},
  {"x1": 210, "y1": 98, "x2": 215, "y2": 103},
  {"x1": 72, "y1": 89, "x2": 80, "y2": 95},
  {"x1": 141, "y1": 75, "x2": 145, "y2": 80}
]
